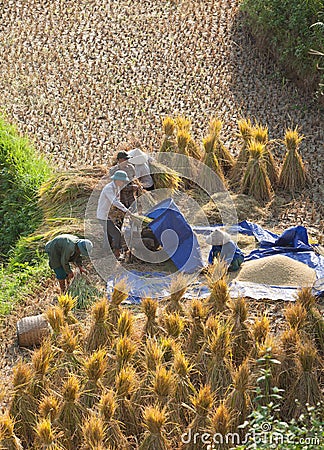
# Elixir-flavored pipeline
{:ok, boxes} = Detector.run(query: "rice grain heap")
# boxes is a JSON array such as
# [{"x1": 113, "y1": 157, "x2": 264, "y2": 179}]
[{"x1": 236, "y1": 255, "x2": 316, "y2": 287}]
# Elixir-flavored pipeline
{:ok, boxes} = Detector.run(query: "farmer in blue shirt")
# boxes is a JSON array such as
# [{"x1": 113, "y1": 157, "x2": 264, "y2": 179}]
[{"x1": 206, "y1": 229, "x2": 244, "y2": 271}]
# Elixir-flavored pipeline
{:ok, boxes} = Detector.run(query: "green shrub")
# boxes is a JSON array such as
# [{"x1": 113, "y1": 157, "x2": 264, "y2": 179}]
[
  {"x1": 0, "y1": 116, "x2": 51, "y2": 255},
  {"x1": 241, "y1": 0, "x2": 324, "y2": 92}
]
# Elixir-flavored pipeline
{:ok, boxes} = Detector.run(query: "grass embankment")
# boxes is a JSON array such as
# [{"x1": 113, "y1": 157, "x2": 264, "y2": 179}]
[
  {"x1": 241, "y1": 0, "x2": 324, "y2": 94},
  {"x1": 0, "y1": 116, "x2": 52, "y2": 314}
]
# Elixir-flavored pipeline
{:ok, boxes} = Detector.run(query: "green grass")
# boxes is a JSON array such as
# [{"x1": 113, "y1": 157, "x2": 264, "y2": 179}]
[
  {"x1": 0, "y1": 257, "x2": 51, "y2": 316},
  {"x1": 241, "y1": 0, "x2": 324, "y2": 93},
  {"x1": 0, "y1": 115, "x2": 52, "y2": 256}
]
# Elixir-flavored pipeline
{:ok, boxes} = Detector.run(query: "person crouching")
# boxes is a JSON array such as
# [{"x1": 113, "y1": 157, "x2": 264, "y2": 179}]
[
  {"x1": 45, "y1": 234, "x2": 93, "y2": 293},
  {"x1": 206, "y1": 229, "x2": 244, "y2": 271}
]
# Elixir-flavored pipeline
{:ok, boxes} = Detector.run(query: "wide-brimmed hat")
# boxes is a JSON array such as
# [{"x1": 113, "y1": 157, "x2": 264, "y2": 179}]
[
  {"x1": 128, "y1": 148, "x2": 149, "y2": 165},
  {"x1": 111, "y1": 170, "x2": 130, "y2": 182},
  {"x1": 206, "y1": 229, "x2": 232, "y2": 245},
  {"x1": 77, "y1": 239, "x2": 93, "y2": 256},
  {"x1": 116, "y1": 151, "x2": 130, "y2": 160}
]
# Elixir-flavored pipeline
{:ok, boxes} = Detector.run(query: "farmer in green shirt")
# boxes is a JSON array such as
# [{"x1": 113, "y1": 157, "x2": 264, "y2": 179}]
[{"x1": 45, "y1": 234, "x2": 93, "y2": 293}]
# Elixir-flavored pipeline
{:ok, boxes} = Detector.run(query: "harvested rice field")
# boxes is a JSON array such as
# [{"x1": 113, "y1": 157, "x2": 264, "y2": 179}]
[{"x1": 0, "y1": 0, "x2": 323, "y2": 224}]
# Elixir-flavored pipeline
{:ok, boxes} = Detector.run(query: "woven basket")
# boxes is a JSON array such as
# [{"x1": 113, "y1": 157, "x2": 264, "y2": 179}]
[{"x1": 17, "y1": 314, "x2": 51, "y2": 347}]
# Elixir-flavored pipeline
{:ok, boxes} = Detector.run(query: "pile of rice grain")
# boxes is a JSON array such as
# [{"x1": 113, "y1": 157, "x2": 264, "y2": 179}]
[{"x1": 237, "y1": 255, "x2": 316, "y2": 287}]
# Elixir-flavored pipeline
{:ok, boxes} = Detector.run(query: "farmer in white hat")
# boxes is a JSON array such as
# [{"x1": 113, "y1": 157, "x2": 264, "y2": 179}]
[
  {"x1": 96, "y1": 170, "x2": 132, "y2": 259},
  {"x1": 128, "y1": 148, "x2": 155, "y2": 191},
  {"x1": 45, "y1": 234, "x2": 93, "y2": 293}
]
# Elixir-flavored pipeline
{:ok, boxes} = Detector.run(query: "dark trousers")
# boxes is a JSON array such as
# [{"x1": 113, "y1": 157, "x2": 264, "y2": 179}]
[{"x1": 99, "y1": 219, "x2": 122, "y2": 250}]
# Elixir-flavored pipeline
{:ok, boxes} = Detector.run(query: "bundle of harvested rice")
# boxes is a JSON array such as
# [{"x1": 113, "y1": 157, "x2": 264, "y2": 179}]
[
  {"x1": 160, "y1": 117, "x2": 177, "y2": 153},
  {"x1": 230, "y1": 118, "x2": 253, "y2": 186},
  {"x1": 237, "y1": 255, "x2": 316, "y2": 287},
  {"x1": 279, "y1": 128, "x2": 306, "y2": 192},
  {"x1": 202, "y1": 134, "x2": 225, "y2": 183},
  {"x1": 149, "y1": 160, "x2": 181, "y2": 191},
  {"x1": 208, "y1": 118, "x2": 234, "y2": 174},
  {"x1": 67, "y1": 274, "x2": 102, "y2": 309},
  {"x1": 241, "y1": 141, "x2": 272, "y2": 202}
]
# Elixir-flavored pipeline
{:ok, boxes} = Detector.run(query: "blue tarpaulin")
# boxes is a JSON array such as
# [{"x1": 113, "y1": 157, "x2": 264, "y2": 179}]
[
  {"x1": 146, "y1": 198, "x2": 204, "y2": 274},
  {"x1": 107, "y1": 221, "x2": 324, "y2": 302}
]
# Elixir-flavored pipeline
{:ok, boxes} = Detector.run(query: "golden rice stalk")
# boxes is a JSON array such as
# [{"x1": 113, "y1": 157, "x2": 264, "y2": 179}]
[
  {"x1": 86, "y1": 298, "x2": 111, "y2": 353},
  {"x1": 252, "y1": 314, "x2": 270, "y2": 346},
  {"x1": 225, "y1": 359, "x2": 252, "y2": 428},
  {"x1": 163, "y1": 312, "x2": 185, "y2": 339},
  {"x1": 115, "y1": 337, "x2": 137, "y2": 373},
  {"x1": 229, "y1": 298, "x2": 252, "y2": 366},
  {"x1": 84, "y1": 349, "x2": 107, "y2": 384},
  {"x1": 279, "y1": 128, "x2": 306, "y2": 192},
  {"x1": 207, "y1": 323, "x2": 233, "y2": 397},
  {"x1": 284, "y1": 302, "x2": 307, "y2": 331},
  {"x1": 58, "y1": 324, "x2": 79, "y2": 354},
  {"x1": 278, "y1": 329, "x2": 300, "y2": 393},
  {"x1": 144, "y1": 338, "x2": 164, "y2": 372},
  {"x1": 58, "y1": 375, "x2": 84, "y2": 447},
  {"x1": 175, "y1": 116, "x2": 191, "y2": 132},
  {"x1": 210, "y1": 402, "x2": 232, "y2": 437},
  {"x1": 230, "y1": 118, "x2": 253, "y2": 185},
  {"x1": 202, "y1": 135, "x2": 225, "y2": 183},
  {"x1": 172, "y1": 351, "x2": 196, "y2": 425},
  {"x1": 187, "y1": 138, "x2": 202, "y2": 160},
  {"x1": 0, "y1": 413, "x2": 23, "y2": 450},
  {"x1": 214, "y1": 140, "x2": 234, "y2": 175},
  {"x1": 9, "y1": 363, "x2": 36, "y2": 445},
  {"x1": 185, "y1": 385, "x2": 214, "y2": 449},
  {"x1": 152, "y1": 366, "x2": 176, "y2": 406},
  {"x1": 241, "y1": 141, "x2": 272, "y2": 202},
  {"x1": 39, "y1": 395, "x2": 60, "y2": 422},
  {"x1": 208, "y1": 118, "x2": 223, "y2": 136},
  {"x1": 139, "y1": 406, "x2": 170, "y2": 450},
  {"x1": 263, "y1": 145, "x2": 279, "y2": 186},
  {"x1": 57, "y1": 293, "x2": 77, "y2": 324},
  {"x1": 186, "y1": 299, "x2": 207, "y2": 355},
  {"x1": 205, "y1": 275, "x2": 230, "y2": 315},
  {"x1": 142, "y1": 298, "x2": 160, "y2": 340},
  {"x1": 31, "y1": 339, "x2": 53, "y2": 399},
  {"x1": 251, "y1": 123, "x2": 268, "y2": 144},
  {"x1": 46, "y1": 306, "x2": 65, "y2": 334},
  {"x1": 117, "y1": 310, "x2": 134, "y2": 338},
  {"x1": 162, "y1": 116, "x2": 176, "y2": 137},
  {"x1": 176, "y1": 129, "x2": 190, "y2": 156},
  {"x1": 83, "y1": 415, "x2": 105, "y2": 449},
  {"x1": 160, "y1": 337, "x2": 177, "y2": 366},
  {"x1": 108, "y1": 279, "x2": 129, "y2": 328},
  {"x1": 204, "y1": 315, "x2": 220, "y2": 340},
  {"x1": 309, "y1": 307, "x2": 324, "y2": 355},
  {"x1": 34, "y1": 418, "x2": 64, "y2": 450},
  {"x1": 149, "y1": 160, "x2": 181, "y2": 191},
  {"x1": 98, "y1": 391, "x2": 129, "y2": 450},
  {"x1": 285, "y1": 341, "x2": 323, "y2": 419},
  {"x1": 115, "y1": 367, "x2": 137, "y2": 399},
  {"x1": 115, "y1": 368, "x2": 140, "y2": 437},
  {"x1": 295, "y1": 287, "x2": 316, "y2": 311},
  {"x1": 166, "y1": 274, "x2": 188, "y2": 315}
]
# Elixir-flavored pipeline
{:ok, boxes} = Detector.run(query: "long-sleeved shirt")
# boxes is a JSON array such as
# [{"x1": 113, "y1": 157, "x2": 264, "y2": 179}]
[
  {"x1": 96, "y1": 181, "x2": 128, "y2": 220},
  {"x1": 44, "y1": 234, "x2": 83, "y2": 274}
]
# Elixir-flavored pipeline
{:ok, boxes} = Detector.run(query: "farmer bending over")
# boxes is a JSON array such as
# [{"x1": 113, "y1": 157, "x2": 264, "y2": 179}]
[
  {"x1": 206, "y1": 229, "x2": 244, "y2": 271},
  {"x1": 97, "y1": 170, "x2": 132, "y2": 259},
  {"x1": 45, "y1": 234, "x2": 93, "y2": 293}
]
